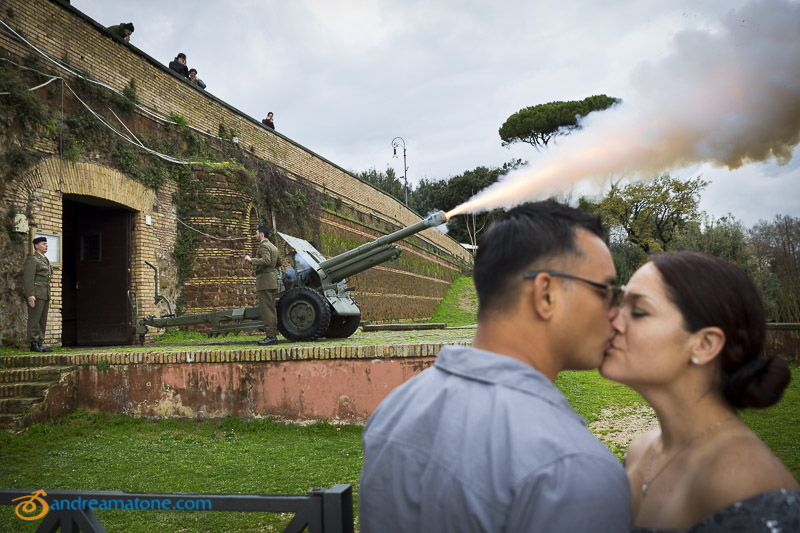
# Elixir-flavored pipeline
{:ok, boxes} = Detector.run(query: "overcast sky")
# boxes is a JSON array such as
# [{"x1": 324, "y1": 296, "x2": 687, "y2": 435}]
[{"x1": 71, "y1": 0, "x2": 800, "y2": 227}]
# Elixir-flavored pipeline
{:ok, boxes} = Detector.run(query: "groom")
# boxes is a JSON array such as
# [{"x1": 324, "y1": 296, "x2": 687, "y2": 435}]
[{"x1": 359, "y1": 201, "x2": 631, "y2": 532}]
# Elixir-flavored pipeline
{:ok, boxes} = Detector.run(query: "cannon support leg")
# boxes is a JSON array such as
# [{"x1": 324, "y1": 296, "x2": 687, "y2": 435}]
[{"x1": 324, "y1": 297, "x2": 361, "y2": 339}]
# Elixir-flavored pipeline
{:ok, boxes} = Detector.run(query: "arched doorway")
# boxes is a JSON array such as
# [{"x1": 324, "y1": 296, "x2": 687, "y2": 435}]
[
  {"x1": 61, "y1": 195, "x2": 133, "y2": 346},
  {"x1": 11, "y1": 159, "x2": 176, "y2": 347}
]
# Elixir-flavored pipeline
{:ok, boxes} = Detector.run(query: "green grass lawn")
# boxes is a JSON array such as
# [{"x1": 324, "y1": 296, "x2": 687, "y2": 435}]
[
  {"x1": 739, "y1": 369, "x2": 800, "y2": 475},
  {"x1": 1, "y1": 364, "x2": 796, "y2": 532},
  {"x1": 1, "y1": 276, "x2": 797, "y2": 531},
  {"x1": 429, "y1": 275, "x2": 478, "y2": 326},
  {"x1": 556, "y1": 369, "x2": 648, "y2": 422},
  {"x1": 0, "y1": 415, "x2": 364, "y2": 532},
  {"x1": 556, "y1": 365, "x2": 800, "y2": 470}
]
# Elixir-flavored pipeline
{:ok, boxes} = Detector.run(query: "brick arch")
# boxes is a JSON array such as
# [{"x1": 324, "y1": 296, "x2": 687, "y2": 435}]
[
  {"x1": 246, "y1": 204, "x2": 258, "y2": 233},
  {"x1": 13, "y1": 158, "x2": 155, "y2": 212},
  {"x1": 244, "y1": 204, "x2": 260, "y2": 255},
  {"x1": 10, "y1": 157, "x2": 179, "y2": 347}
]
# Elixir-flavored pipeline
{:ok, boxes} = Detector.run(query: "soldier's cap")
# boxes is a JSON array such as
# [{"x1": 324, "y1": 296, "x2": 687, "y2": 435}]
[
  {"x1": 256, "y1": 225, "x2": 271, "y2": 236},
  {"x1": 32, "y1": 236, "x2": 47, "y2": 245}
]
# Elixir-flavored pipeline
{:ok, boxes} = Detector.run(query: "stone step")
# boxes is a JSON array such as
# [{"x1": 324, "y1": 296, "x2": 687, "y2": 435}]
[
  {"x1": 0, "y1": 413, "x2": 19, "y2": 430},
  {"x1": 0, "y1": 397, "x2": 40, "y2": 414},
  {"x1": 0, "y1": 382, "x2": 53, "y2": 398},
  {"x1": 0, "y1": 365, "x2": 74, "y2": 383},
  {"x1": 0, "y1": 354, "x2": 69, "y2": 368},
  {"x1": 362, "y1": 323, "x2": 447, "y2": 332}
]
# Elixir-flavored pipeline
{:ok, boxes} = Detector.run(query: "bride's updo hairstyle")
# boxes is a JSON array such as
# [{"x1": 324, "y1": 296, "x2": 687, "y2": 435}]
[{"x1": 650, "y1": 251, "x2": 791, "y2": 409}]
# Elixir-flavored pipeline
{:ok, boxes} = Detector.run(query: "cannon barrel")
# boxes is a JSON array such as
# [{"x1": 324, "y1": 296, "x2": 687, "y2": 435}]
[
  {"x1": 325, "y1": 245, "x2": 402, "y2": 284},
  {"x1": 319, "y1": 210, "x2": 446, "y2": 273}
]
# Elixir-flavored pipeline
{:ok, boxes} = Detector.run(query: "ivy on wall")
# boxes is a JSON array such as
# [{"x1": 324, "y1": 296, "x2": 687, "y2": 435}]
[
  {"x1": 216, "y1": 142, "x2": 322, "y2": 241},
  {"x1": 0, "y1": 56, "x2": 323, "y2": 335},
  {"x1": 0, "y1": 61, "x2": 49, "y2": 344},
  {"x1": 0, "y1": 50, "x2": 466, "y2": 340},
  {"x1": 0, "y1": 63, "x2": 47, "y2": 242}
]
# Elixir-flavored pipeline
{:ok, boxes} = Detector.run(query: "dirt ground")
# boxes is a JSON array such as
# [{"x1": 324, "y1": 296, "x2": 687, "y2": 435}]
[
  {"x1": 458, "y1": 293, "x2": 478, "y2": 314},
  {"x1": 588, "y1": 404, "x2": 659, "y2": 449}
]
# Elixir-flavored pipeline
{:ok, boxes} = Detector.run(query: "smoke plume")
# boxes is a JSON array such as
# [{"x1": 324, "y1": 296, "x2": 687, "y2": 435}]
[{"x1": 448, "y1": 0, "x2": 800, "y2": 217}]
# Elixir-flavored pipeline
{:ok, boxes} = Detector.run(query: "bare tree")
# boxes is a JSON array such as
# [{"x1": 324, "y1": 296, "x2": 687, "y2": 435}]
[{"x1": 750, "y1": 215, "x2": 800, "y2": 322}]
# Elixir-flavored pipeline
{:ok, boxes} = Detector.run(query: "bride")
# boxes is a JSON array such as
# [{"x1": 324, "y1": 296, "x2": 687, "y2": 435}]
[{"x1": 601, "y1": 251, "x2": 799, "y2": 531}]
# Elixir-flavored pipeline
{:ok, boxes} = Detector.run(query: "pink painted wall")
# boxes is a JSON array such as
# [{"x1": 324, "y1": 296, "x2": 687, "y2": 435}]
[{"x1": 32, "y1": 358, "x2": 436, "y2": 424}]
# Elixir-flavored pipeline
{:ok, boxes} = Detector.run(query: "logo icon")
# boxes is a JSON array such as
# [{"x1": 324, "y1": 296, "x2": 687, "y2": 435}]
[{"x1": 12, "y1": 489, "x2": 49, "y2": 521}]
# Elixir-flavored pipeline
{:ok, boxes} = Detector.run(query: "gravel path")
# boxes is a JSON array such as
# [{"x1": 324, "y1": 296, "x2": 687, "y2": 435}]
[
  {"x1": 4, "y1": 326, "x2": 479, "y2": 355},
  {"x1": 588, "y1": 405, "x2": 659, "y2": 448}
]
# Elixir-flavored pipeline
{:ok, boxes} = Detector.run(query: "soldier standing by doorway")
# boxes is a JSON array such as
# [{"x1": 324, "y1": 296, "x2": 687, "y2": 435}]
[
  {"x1": 23, "y1": 236, "x2": 53, "y2": 352},
  {"x1": 245, "y1": 225, "x2": 281, "y2": 346}
]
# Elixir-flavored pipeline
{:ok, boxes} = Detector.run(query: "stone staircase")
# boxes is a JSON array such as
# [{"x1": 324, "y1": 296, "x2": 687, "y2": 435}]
[{"x1": 0, "y1": 359, "x2": 76, "y2": 430}]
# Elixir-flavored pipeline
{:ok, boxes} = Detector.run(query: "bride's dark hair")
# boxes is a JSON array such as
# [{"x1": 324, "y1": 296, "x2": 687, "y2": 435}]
[{"x1": 651, "y1": 252, "x2": 790, "y2": 408}]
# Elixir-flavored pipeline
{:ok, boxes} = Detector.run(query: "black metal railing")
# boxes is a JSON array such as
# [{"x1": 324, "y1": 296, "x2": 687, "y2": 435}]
[
  {"x1": 766, "y1": 323, "x2": 800, "y2": 360},
  {"x1": 0, "y1": 485, "x2": 354, "y2": 533}
]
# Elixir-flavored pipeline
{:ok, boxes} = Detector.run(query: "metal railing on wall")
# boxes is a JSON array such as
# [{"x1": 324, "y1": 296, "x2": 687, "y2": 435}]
[
  {"x1": 0, "y1": 485, "x2": 354, "y2": 533},
  {"x1": 765, "y1": 323, "x2": 800, "y2": 361}
]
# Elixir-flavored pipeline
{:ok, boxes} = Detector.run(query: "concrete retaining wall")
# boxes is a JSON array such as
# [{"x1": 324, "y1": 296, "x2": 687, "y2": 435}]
[{"x1": 22, "y1": 343, "x2": 466, "y2": 424}]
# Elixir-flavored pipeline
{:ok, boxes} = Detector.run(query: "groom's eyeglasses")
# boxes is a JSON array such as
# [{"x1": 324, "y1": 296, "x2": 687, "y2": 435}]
[{"x1": 523, "y1": 271, "x2": 625, "y2": 308}]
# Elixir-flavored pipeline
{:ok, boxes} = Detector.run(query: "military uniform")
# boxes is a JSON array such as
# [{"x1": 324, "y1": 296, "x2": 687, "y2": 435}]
[
  {"x1": 23, "y1": 250, "x2": 52, "y2": 350},
  {"x1": 251, "y1": 238, "x2": 281, "y2": 339}
]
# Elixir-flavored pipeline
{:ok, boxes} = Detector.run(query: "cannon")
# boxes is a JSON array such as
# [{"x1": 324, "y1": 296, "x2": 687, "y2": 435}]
[{"x1": 136, "y1": 210, "x2": 447, "y2": 344}]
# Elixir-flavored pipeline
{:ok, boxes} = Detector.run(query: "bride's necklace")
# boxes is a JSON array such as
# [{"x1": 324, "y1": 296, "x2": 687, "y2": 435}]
[{"x1": 641, "y1": 415, "x2": 735, "y2": 498}]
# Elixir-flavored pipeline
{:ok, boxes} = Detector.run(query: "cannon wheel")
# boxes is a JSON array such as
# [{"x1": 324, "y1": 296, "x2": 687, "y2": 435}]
[
  {"x1": 277, "y1": 287, "x2": 331, "y2": 341},
  {"x1": 325, "y1": 298, "x2": 361, "y2": 339}
]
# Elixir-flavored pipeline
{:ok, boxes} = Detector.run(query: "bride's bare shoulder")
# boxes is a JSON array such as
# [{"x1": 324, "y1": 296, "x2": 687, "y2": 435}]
[{"x1": 693, "y1": 430, "x2": 799, "y2": 508}]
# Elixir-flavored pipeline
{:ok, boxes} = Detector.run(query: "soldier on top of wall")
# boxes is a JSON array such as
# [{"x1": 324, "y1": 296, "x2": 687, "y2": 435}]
[{"x1": 23, "y1": 236, "x2": 53, "y2": 352}]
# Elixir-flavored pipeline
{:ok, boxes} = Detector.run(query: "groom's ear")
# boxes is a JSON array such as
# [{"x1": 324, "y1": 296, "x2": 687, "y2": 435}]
[{"x1": 528, "y1": 273, "x2": 556, "y2": 321}]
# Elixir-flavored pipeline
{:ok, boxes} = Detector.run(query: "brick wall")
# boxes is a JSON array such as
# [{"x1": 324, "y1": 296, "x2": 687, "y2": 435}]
[
  {"x1": 0, "y1": 0, "x2": 468, "y2": 262},
  {"x1": 8, "y1": 159, "x2": 178, "y2": 346},
  {"x1": 177, "y1": 167, "x2": 457, "y2": 322},
  {"x1": 0, "y1": 0, "x2": 471, "y2": 345}
]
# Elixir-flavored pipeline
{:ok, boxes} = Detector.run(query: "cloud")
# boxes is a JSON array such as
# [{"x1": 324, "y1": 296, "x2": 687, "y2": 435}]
[
  {"x1": 450, "y1": 0, "x2": 800, "y2": 216},
  {"x1": 71, "y1": 0, "x2": 800, "y2": 224}
]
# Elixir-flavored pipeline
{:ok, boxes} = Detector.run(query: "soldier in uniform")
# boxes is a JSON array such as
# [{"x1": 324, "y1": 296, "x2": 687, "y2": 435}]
[
  {"x1": 23, "y1": 236, "x2": 53, "y2": 352},
  {"x1": 245, "y1": 225, "x2": 281, "y2": 346}
]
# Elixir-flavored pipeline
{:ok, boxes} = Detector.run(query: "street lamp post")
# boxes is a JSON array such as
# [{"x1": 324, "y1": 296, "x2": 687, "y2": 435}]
[{"x1": 391, "y1": 136, "x2": 408, "y2": 206}]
